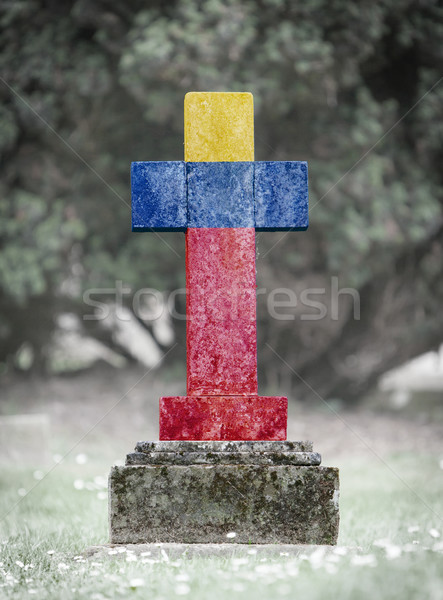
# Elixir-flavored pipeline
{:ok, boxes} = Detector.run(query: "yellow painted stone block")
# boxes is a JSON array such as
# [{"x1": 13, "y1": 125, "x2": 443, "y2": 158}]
[{"x1": 184, "y1": 92, "x2": 254, "y2": 162}]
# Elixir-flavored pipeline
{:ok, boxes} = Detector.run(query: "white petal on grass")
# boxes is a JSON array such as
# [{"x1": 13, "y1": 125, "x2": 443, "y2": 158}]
[
  {"x1": 140, "y1": 551, "x2": 151, "y2": 557},
  {"x1": 74, "y1": 480, "x2": 84, "y2": 491},
  {"x1": 94, "y1": 475, "x2": 107, "y2": 488},
  {"x1": 325, "y1": 563, "x2": 338, "y2": 575},
  {"x1": 231, "y1": 557, "x2": 248, "y2": 567},
  {"x1": 333, "y1": 547, "x2": 348, "y2": 556},
  {"x1": 15, "y1": 561, "x2": 24, "y2": 568},
  {"x1": 373, "y1": 538, "x2": 391, "y2": 548},
  {"x1": 226, "y1": 532, "x2": 236, "y2": 539},
  {"x1": 126, "y1": 554, "x2": 137, "y2": 562},
  {"x1": 28, "y1": 590, "x2": 37, "y2": 595},
  {"x1": 175, "y1": 583, "x2": 191, "y2": 595},
  {"x1": 97, "y1": 491, "x2": 107, "y2": 500},
  {"x1": 255, "y1": 563, "x2": 272, "y2": 574},
  {"x1": 407, "y1": 525, "x2": 420, "y2": 533},
  {"x1": 403, "y1": 543, "x2": 419, "y2": 553},
  {"x1": 247, "y1": 549, "x2": 257, "y2": 555},
  {"x1": 351, "y1": 554, "x2": 377, "y2": 567},
  {"x1": 308, "y1": 547, "x2": 326, "y2": 568},
  {"x1": 385, "y1": 545, "x2": 402, "y2": 560},
  {"x1": 75, "y1": 453, "x2": 88, "y2": 465},
  {"x1": 117, "y1": 547, "x2": 127, "y2": 553},
  {"x1": 285, "y1": 564, "x2": 299, "y2": 578},
  {"x1": 326, "y1": 554, "x2": 340, "y2": 563},
  {"x1": 57, "y1": 562, "x2": 70, "y2": 571},
  {"x1": 33, "y1": 471, "x2": 44, "y2": 481},
  {"x1": 53, "y1": 454, "x2": 63, "y2": 464},
  {"x1": 47, "y1": 550, "x2": 55, "y2": 555},
  {"x1": 141, "y1": 558, "x2": 159, "y2": 564},
  {"x1": 429, "y1": 529, "x2": 440, "y2": 539},
  {"x1": 432, "y1": 541, "x2": 443, "y2": 552},
  {"x1": 17, "y1": 489, "x2": 26, "y2": 497},
  {"x1": 108, "y1": 549, "x2": 118, "y2": 555},
  {"x1": 129, "y1": 578, "x2": 145, "y2": 588},
  {"x1": 161, "y1": 548, "x2": 170, "y2": 562},
  {"x1": 176, "y1": 573, "x2": 190, "y2": 582}
]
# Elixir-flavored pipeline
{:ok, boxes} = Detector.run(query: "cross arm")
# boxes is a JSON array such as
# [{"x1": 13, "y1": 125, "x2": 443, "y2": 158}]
[
  {"x1": 131, "y1": 160, "x2": 308, "y2": 231},
  {"x1": 131, "y1": 161, "x2": 187, "y2": 232},
  {"x1": 254, "y1": 161, "x2": 308, "y2": 231}
]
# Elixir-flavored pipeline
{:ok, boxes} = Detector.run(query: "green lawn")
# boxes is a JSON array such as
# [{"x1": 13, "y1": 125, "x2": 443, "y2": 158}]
[{"x1": 0, "y1": 453, "x2": 442, "y2": 599}]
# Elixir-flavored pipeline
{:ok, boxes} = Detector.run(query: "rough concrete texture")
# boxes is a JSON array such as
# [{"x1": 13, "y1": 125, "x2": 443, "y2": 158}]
[
  {"x1": 187, "y1": 162, "x2": 254, "y2": 227},
  {"x1": 135, "y1": 440, "x2": 313, "y2": 453},
  {"x1": 255, "y1": 161, "x2": 308, "y2": 231},
  {"x1": 159, "y1": 396, "x2": 287, "y2": 440},
  {"x1": 186, "y1": 227, "x2": 258, "y2": 397},
  {"x1": 131, "y1": 161, "x2": 186, "y2": 231},
  {"x1": 130, "y1": 440, "x2": 317, "y2": 465},
  {"x1": 126, "y1": 451, "x2": 321, "y2": 466},
  {"x1": 109, "y1": 464, "x2": 339, "y2": 545}
]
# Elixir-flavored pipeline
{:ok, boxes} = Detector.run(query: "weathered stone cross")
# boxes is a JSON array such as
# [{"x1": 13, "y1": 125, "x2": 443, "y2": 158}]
[{"x1": 131, "y1": 92, "x2": 308, "y2": 441}]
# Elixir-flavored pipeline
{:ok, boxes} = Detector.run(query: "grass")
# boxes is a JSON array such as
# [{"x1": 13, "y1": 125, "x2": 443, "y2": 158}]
[{"x1": 0, "y1": 452, "x2": 442, "y2": 599}]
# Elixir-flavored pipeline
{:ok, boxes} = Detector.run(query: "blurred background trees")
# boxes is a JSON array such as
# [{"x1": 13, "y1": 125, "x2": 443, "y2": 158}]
[{"x1": 1, "y1": 0, "x2": 442, "y2": 402}]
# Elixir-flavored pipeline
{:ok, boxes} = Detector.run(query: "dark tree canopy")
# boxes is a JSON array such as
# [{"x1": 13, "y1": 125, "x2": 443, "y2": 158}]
[{"x1": 1, "y1": 0, "x2": 442, "y2": 401}]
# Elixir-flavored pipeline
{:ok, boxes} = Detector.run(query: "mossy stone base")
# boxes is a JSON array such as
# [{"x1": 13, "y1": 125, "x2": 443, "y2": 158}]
[{"x1": 109, "y1": 461, "x2": 339, "y2": 545}]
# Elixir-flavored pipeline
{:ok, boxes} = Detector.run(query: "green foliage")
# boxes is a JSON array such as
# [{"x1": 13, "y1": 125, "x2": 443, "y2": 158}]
[
  {"x1": 0, "y1": 192, "x2": 85, "y2": 303},
  {"x1": 0, "y1": 0, "x2": 442, "y2": 393}
]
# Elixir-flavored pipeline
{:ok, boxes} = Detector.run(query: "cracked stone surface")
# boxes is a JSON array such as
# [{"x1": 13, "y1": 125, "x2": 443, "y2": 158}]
[
  {"x1": 109, "y1": 463, "x2": 339, "y2": 545},
  {"x1": 126, "y1": 450, "x2": 321, "y2": 466},
  {"x1": 135, "y1": 441, "x2": 314, "y2": 453}
]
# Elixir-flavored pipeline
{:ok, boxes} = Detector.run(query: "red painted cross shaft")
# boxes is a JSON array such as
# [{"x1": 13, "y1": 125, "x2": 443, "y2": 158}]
[{"x1": 159, "y1": 227, "x2": 287, "y2": 441}]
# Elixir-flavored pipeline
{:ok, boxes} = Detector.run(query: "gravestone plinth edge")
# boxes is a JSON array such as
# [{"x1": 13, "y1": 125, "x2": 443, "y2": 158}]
[{"x1": 109, "y1": 441, "x2": 339, "y2": 545}]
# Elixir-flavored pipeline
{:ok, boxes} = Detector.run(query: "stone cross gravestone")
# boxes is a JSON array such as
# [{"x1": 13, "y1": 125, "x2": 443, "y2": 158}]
[{"x1": 109, "y1": 92, "x2": 339, "y2": 544}]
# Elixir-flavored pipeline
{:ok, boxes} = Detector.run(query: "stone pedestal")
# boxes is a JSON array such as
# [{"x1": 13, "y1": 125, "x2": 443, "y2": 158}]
[{"x1": 109, "y1": 441, "x2": 339, "y2": 545}]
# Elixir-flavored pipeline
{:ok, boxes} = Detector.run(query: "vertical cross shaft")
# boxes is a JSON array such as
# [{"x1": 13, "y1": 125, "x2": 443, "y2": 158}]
[{"x1": 185, "y1": 93, "x2": 257, "y2": 396}]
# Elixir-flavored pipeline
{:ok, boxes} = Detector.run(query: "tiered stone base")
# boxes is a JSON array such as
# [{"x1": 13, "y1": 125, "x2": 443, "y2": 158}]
[{"x1": 109, "y1": 441, "x2": 339, "y2": 545}]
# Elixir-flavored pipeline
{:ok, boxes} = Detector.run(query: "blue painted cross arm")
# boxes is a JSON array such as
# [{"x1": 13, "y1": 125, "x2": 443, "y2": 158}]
[
  {"x1": 254, "y1": 161, "x2": 308, "y2": 231},
  {"x1": 131, "y1": 160, "x2": 308, "y2": 231},
  {"x1": 131, "y1": 161, "x2": 187, "y2": 232}
]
